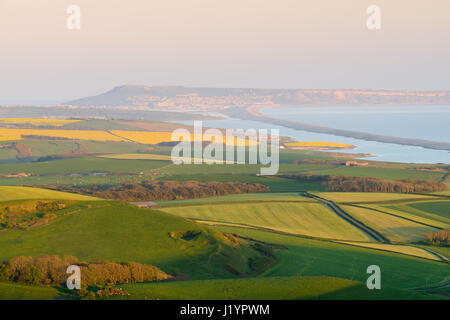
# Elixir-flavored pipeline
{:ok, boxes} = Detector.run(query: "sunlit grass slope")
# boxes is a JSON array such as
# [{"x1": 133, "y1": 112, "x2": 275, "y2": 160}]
[
  {"x1": 341, "y1": 205, "x2": 437, "y2": 242},
  {"x1": 0, "y1": 201, "x2": 261, "y2": 279},
  {"x1": 159, "y1": 202, "x2": 371, "y2": 241},
  {"x1": 0, "y1": 186, "x2": 99, "y2": 202}
]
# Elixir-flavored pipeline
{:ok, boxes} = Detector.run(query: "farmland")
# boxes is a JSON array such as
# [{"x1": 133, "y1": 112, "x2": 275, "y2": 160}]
[
  {"x1": 0, "y1": 186, "x2": 99, "y2": 201},
  {"x1": 0, "y1": 118, "x2": 81, "y2": 127},
  {"x1": 340, "y1": 205, "x2": 438, "y2": 242},
  {"x1": 0, "y1": 282, "x2": 70, "y2": 300},
  {"x1": 112, "y1": 276, "x2": 440, "y2": 300},
  {"x1": 0, "y1": 117, "x2": 448, "y2": 300},
  {"x1": 0, "y1": 199, "x2": 270, "y2": 280},
  {"x1": 159, "y1": 202, "x2": 372, "y2": 241},
  {"x1": 312, "y1": 192, "x2": 438, "y2": 203}
]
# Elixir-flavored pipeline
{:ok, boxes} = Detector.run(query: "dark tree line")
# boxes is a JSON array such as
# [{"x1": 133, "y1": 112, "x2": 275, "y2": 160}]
[
  {"x1": 43, "y1": 180, "x2": 269, "y2": 201},
  {"x1": 281, "y1": 174, "x2": 446, "y2": 193}
]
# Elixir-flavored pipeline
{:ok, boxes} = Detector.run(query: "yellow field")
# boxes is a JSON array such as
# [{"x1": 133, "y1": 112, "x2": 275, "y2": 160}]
[
  {"x1": 111, "y1": 130, "x2": 257, "y2": 146},
  {"x1": 0, "y1": 127, "x2": 257, "y2": 147},
  {"x1": 0, "y1": 118, "x2": 81, "y2": 127},
  {"x1": 285, "y1": 141, "x2": 353, "y2": 148},
  {"x1": 337, "y1": 241, "x2": 443, "y2": 261},
  {"x1": 100, "y1": 153, "x2": 173, "y2": 160},
  {"x1": 0, "y1": 186, "x2": 99, "y2": 202},
  {"x1": 0, "y1": 128, "x2": 124, "y2": 142}
]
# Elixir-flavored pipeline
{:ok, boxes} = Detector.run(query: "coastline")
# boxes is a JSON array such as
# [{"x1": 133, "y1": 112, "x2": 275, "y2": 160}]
[{"x1": 227, "y1": 105, "x2": 450, "y2": 152}]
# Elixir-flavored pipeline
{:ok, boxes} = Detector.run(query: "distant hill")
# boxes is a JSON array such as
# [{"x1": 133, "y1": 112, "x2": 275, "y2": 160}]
[{"x1": 65, "y1": 85, "x2": 450, "y2": 108}]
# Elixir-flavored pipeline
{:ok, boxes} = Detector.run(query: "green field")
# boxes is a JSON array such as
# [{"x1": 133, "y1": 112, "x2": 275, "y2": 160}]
[
  {"x1": 303, "y1": 166, "x2": 446, "y2": 181},
  {"x1": 0, "y1": 120, "x2": 448, "y2": 300},
  {"x1": 341, "y1": 205, "x2": 438, "y2": 242},
  {"x1": 364, "y1": 202, "x2": 450, "y2": 229},
  {"x1": 0, "y1": 186, "x2": 99, "y2": 201},
  {"x1": 336, "y1": 241, "x2": 442, "y2": 261},
  {"x1": 214, "y1": 226, "x2": 450, "y2": 290},
  {"x1": 0, "y1": 157, "x2": 168, "y2": 175},
  {"x1": 159, "y1": 202, "x2": 372, "y2": 241},
  {"x1": 113, "y1": 276, "x2": 440, "y2": 300},
  {"x1": 0, "y1": 200, "x2": 265, "y2": 280},
  {"x1": 0, "y1": 174, "x2": 155, "y2": 186},
  {"x1": 0, "y1": 282, "x2": 71, "y2": 300},
  {"x1": 154, "y1": 192, "x2": 312, "y2": 206},
  {"x1": 313, "y1": 192, "x2": 438, "y2": 203},
  {"x1": 407, "y1": 201, "x2": 450, "y2": 220}
]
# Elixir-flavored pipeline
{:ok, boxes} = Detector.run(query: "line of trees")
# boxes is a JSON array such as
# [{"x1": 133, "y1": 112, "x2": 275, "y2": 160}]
[
  {"x1": 0, "y1": 255, "x2": 171, "y2": 287},
  {"x1": 44, "y1": 180, "x2": 269, "y2": 201},
  {"x1": 281, "y1": 174, "x2": 446, "y2": 193}
]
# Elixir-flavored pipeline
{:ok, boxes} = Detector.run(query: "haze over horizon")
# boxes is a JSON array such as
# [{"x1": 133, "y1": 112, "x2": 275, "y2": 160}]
[{"x1": 1, "y1": 0, "x2": 449, "y2": 103}]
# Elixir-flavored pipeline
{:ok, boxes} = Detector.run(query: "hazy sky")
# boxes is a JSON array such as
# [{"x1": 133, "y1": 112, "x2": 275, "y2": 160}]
[{"x1": 1, "y1": 0, "x2": 449, "y2": 102}]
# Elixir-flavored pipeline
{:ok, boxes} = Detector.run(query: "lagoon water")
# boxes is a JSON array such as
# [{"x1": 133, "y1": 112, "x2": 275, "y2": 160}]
[
  {"x1": 262, "y1": 105, "x2": 450, "y2": 143},
  {"x1": 176, "y1": 105, "x2": 450, "y2": 164}
]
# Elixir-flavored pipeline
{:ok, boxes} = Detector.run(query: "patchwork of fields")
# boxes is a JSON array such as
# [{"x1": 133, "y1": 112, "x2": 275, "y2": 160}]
[{"x1": 0, "y1": 118, "x2": 448, "y2": 300}]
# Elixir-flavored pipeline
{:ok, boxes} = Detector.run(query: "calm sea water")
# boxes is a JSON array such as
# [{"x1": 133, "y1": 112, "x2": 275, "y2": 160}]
[
  {"x1": 262, "y1": 105, "x2": 450, "y2": 143},
  {"x1": 175, "y1": 105, "x2": 450, "y2": 164}
]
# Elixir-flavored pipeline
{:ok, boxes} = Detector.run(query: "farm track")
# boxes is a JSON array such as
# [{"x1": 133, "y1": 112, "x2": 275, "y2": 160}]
[
  {"x1": 419, "y1": 247, "x2": 450, "y2": 263},
  {"x1": 105, "y1": 130, "x2": 138, "y2": 143},
  {"x1": 347, "y1": 203, "x2": 444, "y2": 230},
  {"x1": 303, "y1": 192, "x2": 389, "y2": 243},
  {"x1": 190, "y1": 217, "x2": 448, "y2": 263}
]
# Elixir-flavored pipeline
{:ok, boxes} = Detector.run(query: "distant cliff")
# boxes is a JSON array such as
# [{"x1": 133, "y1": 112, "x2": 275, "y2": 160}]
[{"x1": 65, "y1": 85, "x2": 450, "y2": 108}]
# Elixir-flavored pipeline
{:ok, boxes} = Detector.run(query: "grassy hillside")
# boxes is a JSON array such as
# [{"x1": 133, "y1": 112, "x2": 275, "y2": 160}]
[
  {"x1": 0, "y1": 186, "x2": 99, "y2": 201},
  {"x1": 0, "y1": 282, "x2": 71, "y2": 300},
  {"x1": 113, "y1": 276, "x2": 441, "y2": 300},
  {"x1": 214, "y1": 226, "x2": 450, "y2": 290},
  {"x1": 0, "y1": 201, "x2": 266, "y2": 279},
  {"x1": 336, "y1": 241, "x2": 443, "y2": 261},
  {"x1": 160, "y1": 202, "x2": 372, "y2": 241}
]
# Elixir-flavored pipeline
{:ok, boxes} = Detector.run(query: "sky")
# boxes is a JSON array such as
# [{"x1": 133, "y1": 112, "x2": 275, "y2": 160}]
[{"x1": 0, "y1": 0, "x2": 449, "y2": 103}]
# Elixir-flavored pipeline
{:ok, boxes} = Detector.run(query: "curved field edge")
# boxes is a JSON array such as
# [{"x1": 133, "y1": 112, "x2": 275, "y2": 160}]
[
  {"x1": 213, "y1": 226, "x2": 450, "y2": 290},
  {"x1": 111, "y1": 276, "x2": 445, "y2": 300},
  {"x1": 340, "y1": 205, "x2": 438, "y2": 243},
  {"x1": 0, "y1": 201, "x2": 270, "y2": 280},
  {"x1": 159, "y1": 202, "x2": 372, "y2": 242},
  {"x1": 0, "y1": 186, "x2": 100, "y2": 202},
  {"x1": 360, "y1": 203, "x2": 449, "y2": 229},
  {"x1": 335, "y1": 241, "x2": 444, "y2": 262},
  {"x1": 311, "y1": 192, "x2": 440, "y2": 203}
]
